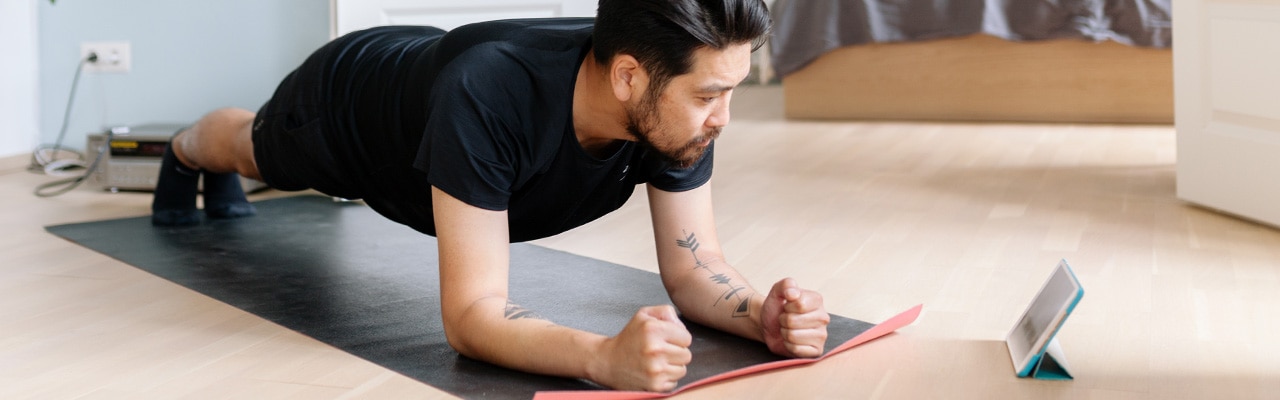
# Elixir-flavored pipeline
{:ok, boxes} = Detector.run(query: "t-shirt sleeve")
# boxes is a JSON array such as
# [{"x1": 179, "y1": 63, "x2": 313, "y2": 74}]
[
  {"x1": 416, "y1": 53, "x2": 529, "y2": 211},
  {"x1": 645, "y1": 141, "x2": 715, "y2": 192}
]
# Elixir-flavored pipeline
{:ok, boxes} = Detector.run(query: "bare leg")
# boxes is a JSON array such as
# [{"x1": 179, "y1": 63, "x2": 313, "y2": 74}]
[
  {"x1": 171, "y1": 107, "x2": 261, "y2": 180},
  {"x1": 152, "y1": 107, "x2": 260, "y2": 226}
]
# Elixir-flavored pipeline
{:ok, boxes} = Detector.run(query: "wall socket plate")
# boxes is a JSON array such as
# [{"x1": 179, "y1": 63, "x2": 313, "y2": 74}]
[{"x1": 80, "y1": 41, "x2": 131, "y2": 73}]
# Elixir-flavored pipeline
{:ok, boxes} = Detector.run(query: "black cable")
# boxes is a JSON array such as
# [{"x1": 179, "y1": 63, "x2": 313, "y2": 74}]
[
  {"x1": 34, "y1": 129, "x2": 112, "y2": 198},
  {"x1": 32, "y1": 53, "x2": 100, "y2": 197},
  {"x1": 30, "y1": 52, "x2": 96, "y2": 171},
  {"x1": 52, "y1": 53, "x2": 94, "y2": 157}
]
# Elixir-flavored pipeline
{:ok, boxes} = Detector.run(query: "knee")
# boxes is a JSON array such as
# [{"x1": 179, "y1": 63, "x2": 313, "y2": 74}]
[{"x1": 201, "y1": 108, "x2": 255, "y2": 129}]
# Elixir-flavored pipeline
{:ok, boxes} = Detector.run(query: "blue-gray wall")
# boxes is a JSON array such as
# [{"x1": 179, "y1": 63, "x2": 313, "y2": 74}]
[{"x1": 38, "y1": 0, "x2": 329, "y2": 150}]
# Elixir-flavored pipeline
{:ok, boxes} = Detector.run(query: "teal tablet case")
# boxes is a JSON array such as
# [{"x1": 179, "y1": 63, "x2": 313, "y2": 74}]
[
  {"x1": 1024, "y1": 338, "x2": 1073, "y2": 380},
  {"x1": 1014, "y1": 259, "x2": 1083, "y2": 380}
]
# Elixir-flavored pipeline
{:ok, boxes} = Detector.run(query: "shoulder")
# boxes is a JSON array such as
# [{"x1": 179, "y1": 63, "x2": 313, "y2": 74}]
[
  {"x1": 431, "y1": 18, "x2": 593, "y2": 101},
  {"x1": 443, "y1": 18, "x2": 594, "y2": 47},
  {"x1": 432, "y1": 18, "x2": 593, "y2": 68},
  {"x1": 428, "y1": 18, "x2": 592, "y2": 128}
]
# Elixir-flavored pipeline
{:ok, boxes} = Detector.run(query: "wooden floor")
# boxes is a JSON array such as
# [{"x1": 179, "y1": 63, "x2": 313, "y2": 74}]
[{"x1": 4, "y1": 86, "x2": 1278, "y2": 399}]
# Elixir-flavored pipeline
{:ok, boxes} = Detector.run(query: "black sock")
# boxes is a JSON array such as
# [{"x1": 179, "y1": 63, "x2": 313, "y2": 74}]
[
  {"x1": 151, "y1": 143, "x2": 201, "y2": 226},
  {"x1": 202, "y1": 172, "x2": 256, "y2": 219}
]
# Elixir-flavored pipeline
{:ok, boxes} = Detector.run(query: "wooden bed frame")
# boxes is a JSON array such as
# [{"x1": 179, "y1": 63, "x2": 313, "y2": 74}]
[{"x1": 780, "y1": 34, "x2": 1173, "y2": 124}]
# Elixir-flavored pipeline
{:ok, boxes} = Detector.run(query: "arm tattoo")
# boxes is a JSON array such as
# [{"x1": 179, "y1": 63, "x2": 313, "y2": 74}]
[
  {"x1": 676, "y1": 230, "x2": 753, "y2": 318},
  {"x1": 503, "y1": 299, "x2": 544, "y2": 320}
]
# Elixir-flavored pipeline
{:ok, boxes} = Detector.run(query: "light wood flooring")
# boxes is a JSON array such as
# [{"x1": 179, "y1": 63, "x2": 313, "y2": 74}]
[{"x1": 3, "y1": 85, "x2": 1278, "y2": 399}]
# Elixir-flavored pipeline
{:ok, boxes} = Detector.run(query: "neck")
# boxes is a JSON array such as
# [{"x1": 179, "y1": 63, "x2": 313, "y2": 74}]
[{"x1": 573, "y1": 50, "x2": 630, "y2": 156}]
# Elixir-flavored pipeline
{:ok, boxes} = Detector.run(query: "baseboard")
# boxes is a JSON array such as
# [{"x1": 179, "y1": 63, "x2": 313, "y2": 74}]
[{"x1": 0, "y1": 153, "x2": 32, "y2": 173}]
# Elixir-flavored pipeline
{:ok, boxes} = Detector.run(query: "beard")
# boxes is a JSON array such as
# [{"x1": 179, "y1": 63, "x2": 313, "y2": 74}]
[{"x1": 625, "y1": 94, "x2": 720, "y2": 169}]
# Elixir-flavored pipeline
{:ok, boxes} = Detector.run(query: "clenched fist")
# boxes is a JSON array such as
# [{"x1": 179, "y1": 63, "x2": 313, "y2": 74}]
[
  {"x1": 760, "y1": 278, "x2": 830, "y2": 358},
  {"x1": 591, "y1": 305, "x2": 693, "y2": 391}
]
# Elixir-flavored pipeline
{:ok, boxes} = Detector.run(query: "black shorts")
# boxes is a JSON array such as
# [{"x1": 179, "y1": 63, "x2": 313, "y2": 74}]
[
  {"x1": 251, "y1": 26, "x2": 446, "y2": 201},
  {"x1": 249, "y1": 34, "x2": 369, "y2": 200}
]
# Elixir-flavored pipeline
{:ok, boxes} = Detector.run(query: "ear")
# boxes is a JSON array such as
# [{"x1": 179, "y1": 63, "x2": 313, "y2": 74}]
[{"x1": 609, "y1": 54, "x2": 648, "y2": 103}]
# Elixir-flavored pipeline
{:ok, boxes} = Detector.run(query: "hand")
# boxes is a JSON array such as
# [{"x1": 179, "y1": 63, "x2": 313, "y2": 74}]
[
  {"x1": 591, "y1": 305, "x2": 693, "y2": 392},
  {"x1": 760, "y1": 278, "x2": 830, "y2": 358}
]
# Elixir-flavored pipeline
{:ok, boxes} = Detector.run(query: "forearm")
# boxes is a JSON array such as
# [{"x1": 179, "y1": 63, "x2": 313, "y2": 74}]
[
  {"x1": 645, "y1": 184, "x2": 771, "y2": 345},
  {"x1": 431, "y1": 186, "x2": 610, "y2": 382},
  {"x1": 446, "y1": 295, "x2": 608, "y2": 382},
  {"x1": 663, "y1": 257, "x2": 766, "y2": 343},
  {"x1": 647, "y1": 185, "x2": 829, "y2": 359}
]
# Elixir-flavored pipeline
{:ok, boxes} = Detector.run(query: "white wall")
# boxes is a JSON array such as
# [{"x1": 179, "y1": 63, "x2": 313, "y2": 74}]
[
  {"x1": 37, "y1": 1, "x2": 329, "y2": 153},
  {"x1": 0, "y1": 0, "x2": 39, "y2": 158}
]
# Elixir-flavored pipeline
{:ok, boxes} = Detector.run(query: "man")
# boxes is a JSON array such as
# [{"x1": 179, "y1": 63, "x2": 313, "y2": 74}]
[{"x1": 152, "y1": 0, "x2": 830, "y2": 392}]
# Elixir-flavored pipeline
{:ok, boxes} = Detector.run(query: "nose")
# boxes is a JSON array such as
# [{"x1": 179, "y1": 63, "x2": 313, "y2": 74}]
[{"x1": 706, "y1": 97, "x2": 731, "y2": 128}]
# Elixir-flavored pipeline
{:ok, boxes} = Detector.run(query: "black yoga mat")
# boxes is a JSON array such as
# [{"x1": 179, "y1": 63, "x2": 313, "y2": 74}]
[{"x1": 47, "y1": 195, "x2": 874, "y2": 399}]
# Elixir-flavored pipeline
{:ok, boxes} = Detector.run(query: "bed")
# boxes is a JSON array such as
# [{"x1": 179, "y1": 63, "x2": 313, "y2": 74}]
[{"x1": 769, "y1": 0, "x2": 1174, "y2": 124}]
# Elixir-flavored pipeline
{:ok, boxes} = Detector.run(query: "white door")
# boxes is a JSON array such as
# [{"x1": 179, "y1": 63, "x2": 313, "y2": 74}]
[
  {"x1": 1174, "y1": 0, "x2": 1280, "y2": 227},
  {"x1": 332, "y1": 0, "x2": 597, "y2": 38}
]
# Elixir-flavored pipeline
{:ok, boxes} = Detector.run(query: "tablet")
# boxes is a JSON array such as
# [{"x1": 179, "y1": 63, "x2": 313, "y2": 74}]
[{"x1": 1005, "y1": 259, "x2": 1084, "y2": 377}]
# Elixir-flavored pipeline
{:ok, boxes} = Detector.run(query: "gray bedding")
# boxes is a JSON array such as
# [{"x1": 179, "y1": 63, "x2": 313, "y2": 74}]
[{"x1": 770, "y1": 0, "x2": 1173, "y2": 77}]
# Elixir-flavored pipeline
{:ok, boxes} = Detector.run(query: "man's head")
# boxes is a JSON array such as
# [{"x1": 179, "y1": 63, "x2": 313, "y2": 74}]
[
  {"x1": 593, "y1": 0, "x2": 771, "y2": 168},
  {"x1": 594, "y1": 0, "x2": 771, "y2": 98}
]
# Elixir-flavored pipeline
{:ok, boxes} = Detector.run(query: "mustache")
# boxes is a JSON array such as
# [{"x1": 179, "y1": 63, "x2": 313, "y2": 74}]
[{"x1": 698, "y1": 127, "x2": 723, "y2": 143}]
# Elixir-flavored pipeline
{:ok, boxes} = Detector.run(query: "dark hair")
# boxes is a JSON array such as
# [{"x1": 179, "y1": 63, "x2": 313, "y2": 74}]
[{"x1": 593, "y1": 0, "x2": 771, "y2": 95}]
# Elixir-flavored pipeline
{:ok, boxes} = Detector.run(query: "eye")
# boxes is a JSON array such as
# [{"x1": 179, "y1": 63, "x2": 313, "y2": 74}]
[{"x1": 699, "y1": 96, "x2": 718, "y2": 104}]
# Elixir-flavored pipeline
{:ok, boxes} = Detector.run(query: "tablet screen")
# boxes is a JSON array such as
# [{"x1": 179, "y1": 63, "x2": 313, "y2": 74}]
[{"x1": 1006, "y1": 260, "x2": 1083, "y2": 375}]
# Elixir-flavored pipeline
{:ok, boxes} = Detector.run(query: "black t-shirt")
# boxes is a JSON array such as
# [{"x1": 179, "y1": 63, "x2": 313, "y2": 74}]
[{"x1": 327, "y1": 19, "x2": 714, "y2": 242}]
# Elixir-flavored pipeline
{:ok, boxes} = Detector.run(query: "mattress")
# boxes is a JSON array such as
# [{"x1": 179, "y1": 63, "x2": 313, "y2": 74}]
[{"x1": 770, "y1": 0, "x2": 1174, "y2": 77}]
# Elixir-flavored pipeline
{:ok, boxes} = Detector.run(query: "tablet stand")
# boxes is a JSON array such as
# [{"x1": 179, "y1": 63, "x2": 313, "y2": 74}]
[{"x1": 1028, "y1": 338, "x2": 1073, "y2": 380}]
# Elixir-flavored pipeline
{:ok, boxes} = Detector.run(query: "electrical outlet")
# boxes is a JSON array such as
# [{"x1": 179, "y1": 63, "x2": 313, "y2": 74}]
[{"x1": 80, "y1": 41, "x2": 131, "y2": 73}]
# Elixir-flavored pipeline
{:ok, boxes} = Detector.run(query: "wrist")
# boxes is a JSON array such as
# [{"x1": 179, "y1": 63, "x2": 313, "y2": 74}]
[
  {"x1": 747, "y1": 293, "x2": 767, "y2": 342},
  {"x1": 582, "y1": 333, "x2": 610, "y2": 385}
]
